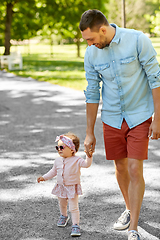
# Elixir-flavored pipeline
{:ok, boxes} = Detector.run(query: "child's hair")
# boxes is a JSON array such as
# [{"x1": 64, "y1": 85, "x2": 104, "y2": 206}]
[{"x1": 64, "y1": 132, "x2": 80, "y2": 152}]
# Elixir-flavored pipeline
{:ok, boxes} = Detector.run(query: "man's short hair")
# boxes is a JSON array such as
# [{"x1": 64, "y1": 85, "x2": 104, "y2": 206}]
[{"x1": 79, "y1": 9, "x2": 109, "y2": 32}]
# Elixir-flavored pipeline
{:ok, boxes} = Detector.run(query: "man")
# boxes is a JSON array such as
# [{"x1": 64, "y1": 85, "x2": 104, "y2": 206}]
[{"x1": 79, "y1": 9, "x2": 160, "y2": 240}]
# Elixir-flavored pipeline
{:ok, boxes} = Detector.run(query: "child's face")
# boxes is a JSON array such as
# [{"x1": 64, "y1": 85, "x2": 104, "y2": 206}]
[{"x1": 57, "y1": 140, "x2": 74, "y2": 158}]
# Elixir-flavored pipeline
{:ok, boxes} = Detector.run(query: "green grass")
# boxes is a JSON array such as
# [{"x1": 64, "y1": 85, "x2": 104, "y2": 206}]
[
  {"x1": 1, "y1": 44, "x2": 88, "y2": 91},
  {"x1": 1, "y1": 38, "x2": 160, "y2": 91},
  {"x1": 20, "y1": 54, "x2": 86, "y2": 90}
]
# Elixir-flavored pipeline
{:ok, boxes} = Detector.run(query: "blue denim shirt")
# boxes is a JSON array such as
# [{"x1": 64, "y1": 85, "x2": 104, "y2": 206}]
[{"x1": 84, "y1": 24, "x2": 160, "y2": 129}]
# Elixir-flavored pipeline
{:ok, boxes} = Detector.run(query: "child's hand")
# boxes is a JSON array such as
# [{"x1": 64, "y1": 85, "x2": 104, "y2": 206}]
[
  {"x1": 88, "y1": 149, "x2": 94, "y2": 157},
  {"x1": 37, "y1": 176, "x2": 45, "y2": 183}
]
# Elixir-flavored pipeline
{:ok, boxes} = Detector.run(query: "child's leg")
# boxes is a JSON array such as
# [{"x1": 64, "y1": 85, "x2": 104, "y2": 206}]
[
  {"x1": 68, "y1": 194, "x2": 80, "y2": 225},
  {"x1": 58, "y1": 197, "x2": 68, "y2": 216}
]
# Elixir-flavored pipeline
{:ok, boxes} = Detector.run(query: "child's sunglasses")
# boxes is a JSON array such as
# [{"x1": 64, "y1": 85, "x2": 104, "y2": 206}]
[{"x1": 55, "y1": 145, "x2": 66, "y2": 151}]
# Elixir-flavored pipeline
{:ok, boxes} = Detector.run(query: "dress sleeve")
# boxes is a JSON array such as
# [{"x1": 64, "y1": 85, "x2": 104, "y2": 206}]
[
  {"x1": 79, "y1": 155, "x2": 93, "y2": 168},
  {"x1": 137, "y1": 33, "x2": 160, "y2": 89},
  {"x1": 42, "y1": 162, "x2": 57, "y2": 180}
]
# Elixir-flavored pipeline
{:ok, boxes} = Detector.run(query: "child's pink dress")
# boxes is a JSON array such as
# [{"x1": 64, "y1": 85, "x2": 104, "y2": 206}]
[{"x1": 42, "y1": 155, "x2": 92, "y2": 198}]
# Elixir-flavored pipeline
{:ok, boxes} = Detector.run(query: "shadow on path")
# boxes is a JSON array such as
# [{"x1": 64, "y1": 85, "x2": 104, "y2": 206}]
[{"x1": 0, "y1": 71, "x2": 160, "y2": 240}]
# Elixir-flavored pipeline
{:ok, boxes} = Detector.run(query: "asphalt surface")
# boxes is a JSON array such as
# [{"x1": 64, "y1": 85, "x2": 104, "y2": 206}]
[{"x1": 0, "y1": 70, "x2": 160, "y2": 240}]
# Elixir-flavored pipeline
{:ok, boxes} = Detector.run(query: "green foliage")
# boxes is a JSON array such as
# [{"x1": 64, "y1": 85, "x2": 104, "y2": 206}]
[
  {"x1": 107, "y1": 0, "x2": 150, "y2": 31},
  {"x1": 0, "y1": 4, "x2": 6, "y2": 45},
  {"x1": 0, "y1": 0, "x2": 109, "y2": 54},
  {"x1": 38, "y1": 0, "x2": 108, "y2": 40},
  {"x1": 11, "y1": 1, "x2": 42, "y2": 41},
  {"x1": 1, "y1": 0, "x2": 160, "y2": 53},
  {"x1": 147, "y1": 8, "x2": 160, "y2": 36}
]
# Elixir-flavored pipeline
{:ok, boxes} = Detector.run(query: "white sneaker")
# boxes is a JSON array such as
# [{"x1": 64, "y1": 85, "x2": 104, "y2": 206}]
[
  {"x1": 128, "y1": 230, "x2": 141, "y2": 240},
  {"x1": 113, "y1": 209, "x2": 130, "y2": 230}
]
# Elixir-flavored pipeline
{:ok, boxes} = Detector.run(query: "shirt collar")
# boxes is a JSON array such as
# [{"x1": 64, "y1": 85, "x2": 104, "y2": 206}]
[{"x1": 109, "y1": 23, "x2": 121, "y2": 45}]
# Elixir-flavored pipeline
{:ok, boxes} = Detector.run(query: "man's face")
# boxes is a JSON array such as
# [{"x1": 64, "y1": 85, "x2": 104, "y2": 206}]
[{"x1": 81, "y1": 27, "x2": 108, "y2": 49}]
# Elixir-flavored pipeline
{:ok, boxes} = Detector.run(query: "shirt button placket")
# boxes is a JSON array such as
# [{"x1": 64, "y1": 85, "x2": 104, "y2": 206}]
[
  {"x1": 118, "y1": 83, "x2": 125, "y2": 115},
  {"x1": 121, "y1": 97, "x2": 125, "y2": 114},
  {"x1": 112, "y1": 58, "x2": 125, "y2": 115},
  {"x1": 62, "y1": 159, "x2": 65, "y2": 185}
]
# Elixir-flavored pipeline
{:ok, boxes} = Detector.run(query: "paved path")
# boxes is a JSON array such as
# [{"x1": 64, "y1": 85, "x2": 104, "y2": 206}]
[{"x1": 0, "y1": 70, "x2": 160, "y2": 240}]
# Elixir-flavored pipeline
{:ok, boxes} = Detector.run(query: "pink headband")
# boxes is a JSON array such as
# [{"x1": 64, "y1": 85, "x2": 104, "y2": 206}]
[{"x1": 55, "y1": 135, "x2": 76, "y2": 153}]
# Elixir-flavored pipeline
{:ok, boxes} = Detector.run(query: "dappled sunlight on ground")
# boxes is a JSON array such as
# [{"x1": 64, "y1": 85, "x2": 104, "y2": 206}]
[{"x1": 0, "y1": 70, "x2": 160, "y2": 240}]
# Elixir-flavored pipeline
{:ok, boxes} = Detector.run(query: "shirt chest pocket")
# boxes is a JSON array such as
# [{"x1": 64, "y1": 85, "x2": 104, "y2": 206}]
[
  {"x1": 95, "y1": 63, "x2": 113, "y2": 80},
  {"x1": 120, "y1": 56, "x2": 138, "y2": 77}
]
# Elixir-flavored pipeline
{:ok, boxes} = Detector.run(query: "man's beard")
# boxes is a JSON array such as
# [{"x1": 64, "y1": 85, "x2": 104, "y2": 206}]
[{"x1": 94, "y1": 40, "x2": 108, "y2": 49}]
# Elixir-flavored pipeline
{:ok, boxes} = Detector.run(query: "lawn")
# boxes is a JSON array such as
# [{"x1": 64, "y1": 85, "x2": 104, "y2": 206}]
[
  {"x1": 1, "y1": 44, "x2": 88, "y2": 91},
  {"x1": 1, "y1": 37, "x2": 160, "y2": 91}
]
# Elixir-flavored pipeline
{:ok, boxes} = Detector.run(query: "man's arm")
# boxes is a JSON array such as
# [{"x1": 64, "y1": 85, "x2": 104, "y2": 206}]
[
  {"x1": 149, "y1": 87, "x2": 160, "y2": 139},
  {"x1": 84, "y1": 103, "x2": 99, "y2": 157}
]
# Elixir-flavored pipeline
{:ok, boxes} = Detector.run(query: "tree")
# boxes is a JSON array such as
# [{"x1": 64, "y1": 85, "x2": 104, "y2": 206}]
[
  {"x1": 1, "y1": 0, "x2": 108, "y2": 56},
  {"x1": 1, "y1": 0, "x2": 43, "y2": 55},
  {"x1": 41, "y1": 0, "x2": 108, "y2": 57},
  {"x1": 62, "y1": 0, "x2": 108, "y2": 57},
  {"x1": 122, "y1": 0, "x2": 126, "y2": 28},
  {"x1": 2, "y1": 1, "x2": 17, "y2": 55},
  {"x1": 147, "y1": 7, "x2": 160, "y2": 36},
  {"x1": 106, "y1": 0, "x2": 149, "y2": 32},
  {"x1": 145, "y1": 0, "x2": 160, "y2": 35}
]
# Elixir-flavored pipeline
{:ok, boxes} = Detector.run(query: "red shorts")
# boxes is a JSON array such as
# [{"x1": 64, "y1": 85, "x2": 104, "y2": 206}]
[{"x1": 103, "y1": 118, "x2": 152, "y2": 160}]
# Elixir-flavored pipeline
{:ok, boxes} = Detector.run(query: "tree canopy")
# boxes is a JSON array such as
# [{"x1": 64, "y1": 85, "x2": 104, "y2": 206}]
[{"x1": 0, "y1": 0, "x2": 160, "y2": 55}]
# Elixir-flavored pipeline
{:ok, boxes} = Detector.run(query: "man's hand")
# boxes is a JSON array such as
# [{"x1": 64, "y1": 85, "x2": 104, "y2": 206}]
[
  {"x1": 148, "y1": 119, "x2": 160, "y2": 139},
  {"x1": 150, "y1": 87, "x2": 160, "y2": 139},
  {"x1": 84, "y1": 133, "x2": 96, "y2": 157}
]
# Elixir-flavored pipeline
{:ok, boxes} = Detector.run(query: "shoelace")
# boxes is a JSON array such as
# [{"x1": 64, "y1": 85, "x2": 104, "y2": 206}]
[
  {"x1": 73, "y1": 228, "x2": 80, "y2": 231},
  {"x1": 118, "y1": 211, "x2": 130, "y2": 223},
  {"x1": 58, "y1": 216, "x2": 67, "y2": 224},
  {"x1": 72, "y1": 225, "x2": 80, "y2": 232}
]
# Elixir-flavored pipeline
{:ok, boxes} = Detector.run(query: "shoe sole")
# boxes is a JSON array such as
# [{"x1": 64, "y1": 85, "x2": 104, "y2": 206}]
[
  {"x1": 113, "y1": 221, "x2": 130, "y2": 230},
  {"x1": 71, "y1": 233, "x2": 81, "y2": 237},
  {"x1": 57, "y1": 217, "x2": 70, "y2": 227}
]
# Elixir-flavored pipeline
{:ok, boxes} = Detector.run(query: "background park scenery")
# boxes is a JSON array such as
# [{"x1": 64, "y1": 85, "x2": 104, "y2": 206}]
[{"x1": 0, "y1": 0, "x2": 160, "y2": 90}]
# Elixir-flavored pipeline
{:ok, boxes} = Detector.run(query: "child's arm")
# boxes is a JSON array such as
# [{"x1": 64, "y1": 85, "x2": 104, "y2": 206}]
[
  {"x1": 42, "y1": 166, "x2": 57, "y2": 180},
  {"x1": 80, "y1": 155, "x2": 93, "y2": 168},
  {"x1": 37, "y1": 161, "x2": 57, "y2": 182}
]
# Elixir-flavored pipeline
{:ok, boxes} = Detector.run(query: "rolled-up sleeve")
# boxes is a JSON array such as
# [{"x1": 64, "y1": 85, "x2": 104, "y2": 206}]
[
  {"x1": 138, "y1": 33, "x2": 160, "y2": 89},
  {"x1": 84, "y1": 47, "x2": 101, "y2": 103}
]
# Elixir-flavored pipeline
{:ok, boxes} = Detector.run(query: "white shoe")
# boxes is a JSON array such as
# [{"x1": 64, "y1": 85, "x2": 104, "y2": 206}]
[
  {"x1": 113, "y1": 209, "x2": 130, "y2": 230},
  {"x1": 128, "y1": 230, "x2": 141, "y2": 240}
]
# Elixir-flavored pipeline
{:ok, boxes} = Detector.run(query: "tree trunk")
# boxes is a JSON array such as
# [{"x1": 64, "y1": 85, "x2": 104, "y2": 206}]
[
  {"x1": 76, "y1": 39, "x2": 80, "y2": 58},
  {"x1": 4, "y1": 2, "x2": 13, "y2": 55},
  {"x1": 122, "y1": 0, "x2": 126, "y2": 28}
]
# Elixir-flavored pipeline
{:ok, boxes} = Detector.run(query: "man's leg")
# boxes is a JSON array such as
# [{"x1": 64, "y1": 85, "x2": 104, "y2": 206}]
[
  {"x1": 114, "y1": 158, "x2": 145, "y2": 231},
  {"x1": 114, "y1": 158, "x2": 130, "y2": 210},
  {"x1": 128, "y1": 158, "x2": 145, "y2": 231},
  {"x1": 113, "y1": 158, "x2": 131, "y2": 230}
]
